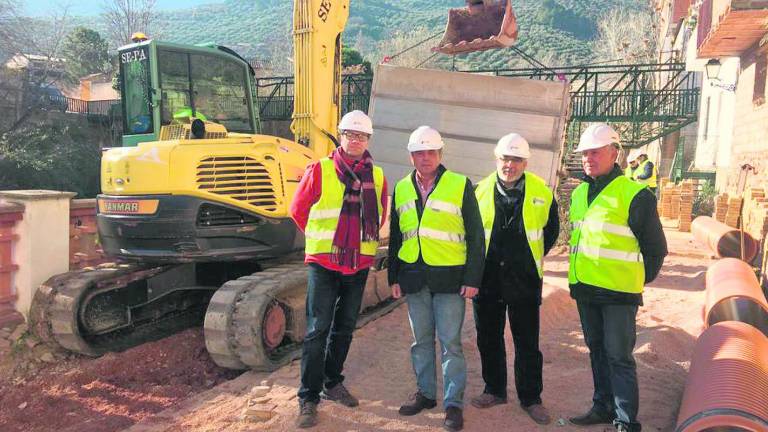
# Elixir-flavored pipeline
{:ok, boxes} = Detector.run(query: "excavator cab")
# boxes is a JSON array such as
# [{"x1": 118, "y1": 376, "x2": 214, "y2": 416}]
[{"x1": 435, "y1": 0, "x2": 518, "y2": 55}]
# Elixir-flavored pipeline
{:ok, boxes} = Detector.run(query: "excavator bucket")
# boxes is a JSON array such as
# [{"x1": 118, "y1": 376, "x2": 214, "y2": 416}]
[{"x1": 435, "y1": 0, "x2": 518, "y2": 55}]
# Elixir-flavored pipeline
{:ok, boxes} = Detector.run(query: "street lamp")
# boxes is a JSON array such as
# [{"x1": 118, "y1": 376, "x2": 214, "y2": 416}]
[{"x1": 705, "y1": 58, "x2": 736, "y2": 92}]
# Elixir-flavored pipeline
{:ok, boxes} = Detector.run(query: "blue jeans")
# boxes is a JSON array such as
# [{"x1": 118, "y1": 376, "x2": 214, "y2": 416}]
[
  {"x1": 298, "y1": 263, "x2": 368, "y2": 403},
  {"x1": 576, "y1": 301, "x2": 641, "y2": 432},
  {"x1": 405, "y1": 287, "x2": 467, "y2": 409}
]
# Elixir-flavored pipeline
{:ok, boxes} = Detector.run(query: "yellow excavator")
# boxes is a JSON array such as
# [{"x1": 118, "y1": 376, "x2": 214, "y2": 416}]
[{"x1": 29, "y1": 0, "x2": 518, "y2": 371}]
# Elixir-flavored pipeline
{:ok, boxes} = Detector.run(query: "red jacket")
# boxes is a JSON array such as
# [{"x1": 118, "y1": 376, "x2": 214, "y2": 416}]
[{"x1": 289, "y1": 157, "x2": 388, "y2": 275}]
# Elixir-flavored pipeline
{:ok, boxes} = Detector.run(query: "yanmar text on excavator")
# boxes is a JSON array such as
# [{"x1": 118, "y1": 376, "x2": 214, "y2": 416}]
[{"x1": 29, "y1": 0, "x2": 520, "y2": 371}]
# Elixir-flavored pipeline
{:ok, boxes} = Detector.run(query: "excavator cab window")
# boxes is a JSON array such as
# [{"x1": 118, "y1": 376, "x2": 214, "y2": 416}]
[
  {"x1": 119, "y1": 45, "x2": 154, "y2": 135},
  {"x1": 157, "y1": 48, "x2": 255, "y2": 134}
]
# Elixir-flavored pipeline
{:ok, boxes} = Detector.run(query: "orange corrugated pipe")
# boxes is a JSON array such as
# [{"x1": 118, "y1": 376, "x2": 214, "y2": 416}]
[
  {"x1": 676, "y1": 321, "x2": 768, "y2": 432},
  {"x1": 705, "y1": 258, "x2": 768, "y2": 337},
  {"x1": 692, "y1": 216, "x2": 759, "y2": 263}
]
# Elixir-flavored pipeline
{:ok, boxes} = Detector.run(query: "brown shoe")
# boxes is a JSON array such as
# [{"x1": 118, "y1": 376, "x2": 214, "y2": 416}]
[
  {"x1": 523, "y1": 403, "x2": 552, "y2": 425},
  {"x1": 470, "y1": 393, "x2": 507, "y2": 409},
  {"x1": 398, "y1": 391, "x2": 437, "y2": 416},
  {"x1": 321, "y1": 383, "x2": 359, "y2": 407},
  {"x1": 444, "y1": 406, "x2": 464, "y2": 431},
  {"x1": 296, "y1": 400, "x2": 318, "y2": 429}
]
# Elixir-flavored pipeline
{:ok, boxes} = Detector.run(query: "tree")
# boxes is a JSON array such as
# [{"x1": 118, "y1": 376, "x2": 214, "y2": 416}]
[
  {"x1": 592, "y1": 7, "x2": 659, "y2": 65},
  {"x1": 102, "y1": 0, "x2": 159, "y2": 48},
  {"x1": 342, "y1": 47, "x2": 372, "y2": 75},
  {"x1": 61, "y1": 27, "x2": 111, "y2": 84},
  {"x1": 0, "y1": 0, "x2": 73, "y2": 134}
]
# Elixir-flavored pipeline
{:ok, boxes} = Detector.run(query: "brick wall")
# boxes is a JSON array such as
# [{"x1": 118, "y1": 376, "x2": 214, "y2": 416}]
[{"x1": 719, "y1": 47, "x2": 768, "y2": 193}]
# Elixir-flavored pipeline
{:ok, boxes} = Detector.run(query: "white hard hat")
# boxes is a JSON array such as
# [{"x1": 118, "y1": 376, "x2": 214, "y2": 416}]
[
  {"x1": 408, "y1": 126, "x2": 444, "y2": 152},
  {"x1": 494, "y1": 133, "x2": 530, "y2": 159},
  {"x1": 627, "y1": 149, "x2": 640, "y2": 162},
  {"x1": 338, "y1": 110, "x2": 373, "y2": 135},
  {"x1": 575, "y1": 123, "x2": 620, "y2": 152}
]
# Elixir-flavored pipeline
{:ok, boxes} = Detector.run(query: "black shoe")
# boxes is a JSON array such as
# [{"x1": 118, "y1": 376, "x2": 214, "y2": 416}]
[
  {"x1": 398, "y1": 391, "x2": 437, "y2": 416},
  {"x1": 321, "y1": 383, "x2": 359, "y2": 407},
  {"x1": 296, "y1": 400, "x2": 318, "y2": 429},
  {"x1": 444, "y1": 406, "x2": 464, "y2": 431},
  {"x1": 569, "y1": 407, "x2": 614, "y2": 426}
]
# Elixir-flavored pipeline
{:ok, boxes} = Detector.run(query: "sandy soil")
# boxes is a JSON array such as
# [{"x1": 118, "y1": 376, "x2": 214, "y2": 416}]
[{"x1": 121, "y1": 225, "x2": 711, "y2": 432}]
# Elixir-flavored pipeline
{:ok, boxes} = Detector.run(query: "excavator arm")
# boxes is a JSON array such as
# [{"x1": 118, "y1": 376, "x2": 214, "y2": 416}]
[{"x1": 291, "y1": 0, "x2": 349, "y2": 157}]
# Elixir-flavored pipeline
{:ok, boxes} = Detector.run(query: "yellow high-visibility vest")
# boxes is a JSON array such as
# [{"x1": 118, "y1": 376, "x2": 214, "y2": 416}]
[
  {"x1": 394, "y1": 170, "x2": 467, "y2": 266},
  {"x1": 568, "y1": 176, "x2": 646, "y2": 293},
  {"x1": 475, "y1": 172, "x2": 553, "y2": 277},
  {"x1": 304, "y1": 158, "x2": 384, "y2": 257}
]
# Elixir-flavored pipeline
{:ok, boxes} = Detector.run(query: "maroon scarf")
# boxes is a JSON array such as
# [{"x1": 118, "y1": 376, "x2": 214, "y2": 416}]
[{"x1": 331, "y1": 147, "x2": 380, "y2": 268}]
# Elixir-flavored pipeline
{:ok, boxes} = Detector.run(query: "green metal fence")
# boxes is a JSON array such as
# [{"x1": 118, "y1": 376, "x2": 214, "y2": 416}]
[{"x1": 254, "y1": 74, "x2": 373, "y2": 121}]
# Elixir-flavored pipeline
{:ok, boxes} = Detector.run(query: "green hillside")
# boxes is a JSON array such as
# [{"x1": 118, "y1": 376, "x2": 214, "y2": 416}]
[
  {"x1": 149, "y1": 0, "x2": 649, "y2": 69},
  {"x1": 49, "y1": 0, "x2": 649, "y2": 71}
]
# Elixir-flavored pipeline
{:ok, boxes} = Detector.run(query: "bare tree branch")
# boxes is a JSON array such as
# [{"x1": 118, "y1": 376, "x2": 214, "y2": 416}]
[{"x1": 101, "y1": 0, "x2": 158, "y2": 48}]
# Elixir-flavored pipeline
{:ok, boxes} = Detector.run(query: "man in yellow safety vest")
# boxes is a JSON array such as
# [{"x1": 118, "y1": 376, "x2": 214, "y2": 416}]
[
  {"x1": 470, "y1": 133, "x2": 559, "y2": 426},
  {"x1": 290, "y1": 110, "x2": 388, "y2": 429},
  {"x1": 567, "y1": 123, "x2": 667, "y2": 432},
  {"x1": 389, "y1": 126, "x2": 485, "y2": 432}
]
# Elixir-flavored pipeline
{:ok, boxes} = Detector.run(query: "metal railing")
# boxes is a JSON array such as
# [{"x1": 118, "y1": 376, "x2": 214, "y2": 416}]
[{"x1": 254, "y1": 74, "x2": 373, "y2": 120}]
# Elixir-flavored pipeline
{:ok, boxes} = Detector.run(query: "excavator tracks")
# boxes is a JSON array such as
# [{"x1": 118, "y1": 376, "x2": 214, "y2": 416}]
[
  {"x1": 29, "y1": 263, "x2": 216, "y2": 356},
  {"x1": 204, "y1": 260, "x2": 402, "y2": 371}
]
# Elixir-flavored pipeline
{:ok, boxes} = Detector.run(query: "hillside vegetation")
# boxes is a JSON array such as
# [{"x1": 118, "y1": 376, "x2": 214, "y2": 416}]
[{"x1": 135, "y1": 0, "x2": 649, "y2": 69}]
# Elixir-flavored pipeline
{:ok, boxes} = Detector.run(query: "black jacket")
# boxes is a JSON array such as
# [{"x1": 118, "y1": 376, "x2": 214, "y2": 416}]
[
  {"x1": 569, "y1": 164, "x2": 668, "y2": 305},
  {"x1": 477, "y1": 174, "x2": 560, "y2": 305},
  {"x1": 388, "y1": 166, "x2": 486, "y2": 294}
]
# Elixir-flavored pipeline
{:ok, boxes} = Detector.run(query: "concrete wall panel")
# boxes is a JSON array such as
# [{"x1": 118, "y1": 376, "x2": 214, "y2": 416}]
[{"x1": 368, "y1": 65, "x2": 569, "y2": 192}]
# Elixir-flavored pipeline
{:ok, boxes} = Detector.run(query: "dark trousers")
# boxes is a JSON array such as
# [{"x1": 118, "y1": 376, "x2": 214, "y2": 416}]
[
  {"x1": 298, "y1": 263, "x2": 368, "y2": 403},
  {"x1": 473, "y1": 298, "x2": 543, "y2": 407},
  {"x1": 576, "y1": 301, "x2": 641, "y2": 432}
]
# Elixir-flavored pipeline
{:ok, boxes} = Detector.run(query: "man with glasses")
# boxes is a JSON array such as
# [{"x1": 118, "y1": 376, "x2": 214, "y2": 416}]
[
  {"x1": 290, "y1": 110, "x2": 388, "y2": 428},
  {"x1": 470, "y1": 133, "x2": 559, "y2": 425}
]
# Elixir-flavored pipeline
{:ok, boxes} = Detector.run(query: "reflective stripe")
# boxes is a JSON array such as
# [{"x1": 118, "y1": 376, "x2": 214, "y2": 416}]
[
  {"x1": 526, "y1": 229, "x2": 543, "y2": 241},
  {"x1": 484, "y1": 228, "x2": 492, "y2": 239},
  {"x1": 402, "y1": 229, "x2": 418, "y2": 241},
  {"x1": 397, "y1": 201, "x2": 417, "y2": 216},
  {"x1": 571, "y1": 244, "x2": 643, "y2": 262},
  {"x1": 426, "y1": 199, "x2": 462, "y2": 216},
  {"x1": 307, "y1": 208, "x2": 341, "y2": 219},
  {"x1": 578, "y1": 219, "x2": 635, "y2": 237},
  {"x1": 419, "y1": 227, "x2": 465, "y2": 243},
  {"x1": 305, "y1": 230, "x2": 336, "y2": 240}
]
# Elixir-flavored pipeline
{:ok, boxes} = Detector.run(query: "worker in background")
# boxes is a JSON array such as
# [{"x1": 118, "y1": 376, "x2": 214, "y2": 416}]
[
  {"x1": 389, "y1": 126, "x2": 485, "y2": 432},
  {"x1": 289, "y1": 110, "x2": 388, "y2": 429},
  {"x1": 633, "y1": 153, "x2": 658, "y2": 195},
  {"x1": 624, "y1": 150, "x2": 639, "y2": 179},
  {"x1": 470, "y1": 133, "x2": 559, "y2": 425},
  {"x1": 567, "y1": 123, "x2": 667, "y2": 432}
]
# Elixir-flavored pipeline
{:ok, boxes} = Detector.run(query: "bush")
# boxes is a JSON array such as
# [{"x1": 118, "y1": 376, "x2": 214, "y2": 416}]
[{"x1": 692, "y1": 180, "x2": 716, "y2": 217}]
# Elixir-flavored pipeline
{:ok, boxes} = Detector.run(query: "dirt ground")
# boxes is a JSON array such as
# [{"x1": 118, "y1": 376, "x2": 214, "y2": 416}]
[{"x1": 0, "y1": 225, "x2": 712, "y2": 432}]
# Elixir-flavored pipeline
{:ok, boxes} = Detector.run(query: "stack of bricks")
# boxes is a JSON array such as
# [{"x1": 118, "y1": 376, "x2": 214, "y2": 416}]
[
  {"x1": 660, "y1": 182, "x2": 681, "y2": 219},
  {"x1": 742, "y1": 187, "x2": 768, "y2": 265},
  {"x1": 657, "y1": 178, "x2": 672, "y2": 214},
  {"x1": 724, "y1": 196, "x2": 744, "y2": 228},
  {"x1": 679, "y1": 181, "x2": 695, "y2": 232},
  {"x1": 741, "y1": 188, "x2": 768, "y2": 272},
  {"x1": 713, "y1": 194, "x2": 729, "y2": 223}
]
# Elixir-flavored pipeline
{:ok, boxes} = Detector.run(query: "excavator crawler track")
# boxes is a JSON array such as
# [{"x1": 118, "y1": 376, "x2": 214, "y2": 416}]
[
  {"x1": 204, "y1": 261, "x2": 401, "y2": 371},
  {"x1": 29, "y1": 263, "x2": 215, "y2": 356}
]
